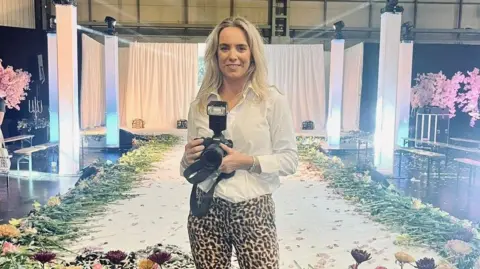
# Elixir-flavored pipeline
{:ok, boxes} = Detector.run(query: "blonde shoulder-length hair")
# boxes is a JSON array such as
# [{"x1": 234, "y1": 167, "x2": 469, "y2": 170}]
[{"x1": 195, "y1": 16, "x2": 270, "y2": 113}]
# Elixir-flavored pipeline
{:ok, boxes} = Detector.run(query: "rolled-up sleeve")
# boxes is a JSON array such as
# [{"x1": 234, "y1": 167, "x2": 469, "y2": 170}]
[
  {"x1": 180, "y1": 104, "x2": 197, "y2": 176},
  {"x1": 256, "y1": 93, "x2": 298, "y2": 176}
]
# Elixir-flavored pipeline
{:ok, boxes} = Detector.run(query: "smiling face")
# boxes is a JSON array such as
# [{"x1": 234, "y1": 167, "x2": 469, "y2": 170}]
[{"x1": 217, "y1": 26, "x2": 252, "y2": 82}]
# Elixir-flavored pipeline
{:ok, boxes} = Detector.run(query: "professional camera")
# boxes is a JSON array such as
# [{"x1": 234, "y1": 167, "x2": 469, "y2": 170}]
[
  {"x1": 183, "y1": 101, "x2": 235, "y2": 217},
  {"x1": 184, "y1": 101, "x2": 235, "y2": 184},
  {"x1": 198, "y1": 101, "x2": 234, "y2": 171}
]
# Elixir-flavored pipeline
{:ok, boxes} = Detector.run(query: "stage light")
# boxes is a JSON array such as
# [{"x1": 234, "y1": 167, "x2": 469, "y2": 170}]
[
  {"x1": 52, "y1": 0, "x2": 77, "y2": 5},
  {"x1": 333, "y1": 21, "x2": 345, "y2": 39},
  {"x1": 401, "y1": 21, "x2": 414, "y2": 41},
  {"x1": 48, "y1": 15, "x2": 56, "y2": 32},
  {"x1": 381, "y1": 0, "x2": 404, "y2": 14},
  {"x1": 105, "y1": 16, "x2": 117, "y2": 35}
]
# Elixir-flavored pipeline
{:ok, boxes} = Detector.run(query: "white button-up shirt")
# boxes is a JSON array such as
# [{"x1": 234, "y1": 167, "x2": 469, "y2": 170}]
[{"x1": 180, "y1": 86, "x2": 298, "y2": 203}]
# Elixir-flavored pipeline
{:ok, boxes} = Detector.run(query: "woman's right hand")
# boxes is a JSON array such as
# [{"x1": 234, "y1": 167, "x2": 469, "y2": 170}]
[{"x1": 183, "y1": 138, "x2": 205, "y2": 165}]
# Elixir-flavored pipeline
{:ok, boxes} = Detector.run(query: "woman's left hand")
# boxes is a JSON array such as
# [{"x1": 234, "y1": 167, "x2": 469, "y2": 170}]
[{"x1": 219, "y1": 143, "x2": 253, "y2": 174}]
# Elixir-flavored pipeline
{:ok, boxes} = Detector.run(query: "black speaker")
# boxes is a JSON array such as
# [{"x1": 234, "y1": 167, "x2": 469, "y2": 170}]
[
  {"x1": 302, "y1": 121, "x2": 315, "y2": 130},
  {"x1": 177, "y1": 119, "x2": 188, "y2": 129}
]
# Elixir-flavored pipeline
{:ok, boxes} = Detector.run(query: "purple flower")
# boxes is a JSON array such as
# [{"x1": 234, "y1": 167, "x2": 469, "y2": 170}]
[
  {"x1": 148, "y1": 250, "x2": 172, "y2": 265},
  {"x1": 105, "y1": 250, "x2": 127, "y2": 264},
  {"x1": 350, "y1": 249, "x2": 371, "y2": 265},
  {"x1": 31, "y1": 250, "x2": 56, "y2": 264}
]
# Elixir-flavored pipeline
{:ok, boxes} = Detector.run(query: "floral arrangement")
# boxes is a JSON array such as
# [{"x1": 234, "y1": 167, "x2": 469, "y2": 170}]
[
  {"x1": 0, "y1": 134, "x2": 180, "y2": 268},
  {"x1": 347, "y1": 249, "x2": 440, "y2": 269},
  {"x1": 0, "y1": 59, "x2": 31, "y2": 110},
  {"x1": 17, "y1": 117, "x2": 49, "y2": 133},
  {"x1": 458, "y1": 68, "x2": 480, "y2": 127},
  {"x1": 411, "y1": 69, "x2": 480, "y2": 126},
  {"x1": 298, "y1": 137, "x2": 480, "y2": 269},
  {"x1": 410, "y1": 71, "x2": 464, "y2": 118}
]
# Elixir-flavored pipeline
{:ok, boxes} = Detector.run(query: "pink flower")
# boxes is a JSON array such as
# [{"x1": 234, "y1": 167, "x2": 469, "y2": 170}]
[
  {"x1": 92, "y1": 263, "x2": 103, "y2": 269},
  {"x1": 2, "y1": 242, "x2": 18, "y2": 254},
  {"x1": 411, "y1": 71, "x2": 465, "y2": 119},
  {"x1": 459, "y1": 68, "x2": 480, "y2": 127},
  {"x1": 0, "y1": 59, "x2": 30, "y2": 110}
]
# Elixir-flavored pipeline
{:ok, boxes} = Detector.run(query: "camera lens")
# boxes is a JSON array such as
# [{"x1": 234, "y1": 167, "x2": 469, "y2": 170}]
[{"x1": 201, "y1": 144, "x2": 223, "y2": 169}]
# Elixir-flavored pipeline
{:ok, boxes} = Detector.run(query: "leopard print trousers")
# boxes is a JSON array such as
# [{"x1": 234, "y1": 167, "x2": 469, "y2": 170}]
[{"x1": 187, "y1": 189, "x2": 279, "y2": 269}]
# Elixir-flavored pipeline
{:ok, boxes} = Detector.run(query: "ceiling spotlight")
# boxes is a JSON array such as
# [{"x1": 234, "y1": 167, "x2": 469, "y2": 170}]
[
  {"x1": 381, "y1": 0, "x2": 404, "y2": 14},
  {"x1": 333, "y1": 21, "x2": 345, "y2": 31},
  {"x1": 333, "y1": 21, "x2": 345, "y2": 39},
  {"x1": 105, "y1": 16, "x2": 117, "y2": 35},
  {"x1": 48, "y1": 15, "x2": 56, "y2": 32},
  {"x1": 401, "y1": 21, "x2": 414, "y2": 41},
  {"x1": 52, "y1": 0, "x2": 77, "y2": 5}
]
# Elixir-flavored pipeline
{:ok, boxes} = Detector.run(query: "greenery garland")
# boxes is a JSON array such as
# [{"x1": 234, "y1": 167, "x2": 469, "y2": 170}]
[
  {"x1": 2, "y1": 134, "x2": 480, "y2": 268},
  {"x1": 297, "y1": 137, "x2": 480, "y2": 269},
  {"x1": 0, "y1": 134, "x2": 180, "y2": 268}
]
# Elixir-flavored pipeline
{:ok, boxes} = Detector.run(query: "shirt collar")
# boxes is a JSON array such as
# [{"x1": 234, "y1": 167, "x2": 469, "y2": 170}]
[{"x1": 208, "y1": 83, "x2": 256, "y2": 100}]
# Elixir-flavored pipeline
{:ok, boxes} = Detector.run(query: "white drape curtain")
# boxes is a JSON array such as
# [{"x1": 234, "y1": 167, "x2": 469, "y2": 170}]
[
  {"x1": 119, "y1": 47, "x2": 130, "y2": 128},
  {"x1": 0, "y1": 0, "x2": 35, "y2": 28},
  {"x1": 124, "y1": 43, "x2": 198, "y2": 129},
  {"x1": 342, "y1": 42, "x2": 364, "y2": 132},
  {"x1": 265, "y1": 44, "x2": 326, "y2": 132},
  {"x1": 80, "y1": 34, "x2": 105, "y2": 129}
]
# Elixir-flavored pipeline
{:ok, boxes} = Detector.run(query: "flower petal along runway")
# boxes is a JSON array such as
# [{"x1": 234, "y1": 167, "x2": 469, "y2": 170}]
[{"x1": 66, "y1": 142, "x2": 441, "y2": 269}]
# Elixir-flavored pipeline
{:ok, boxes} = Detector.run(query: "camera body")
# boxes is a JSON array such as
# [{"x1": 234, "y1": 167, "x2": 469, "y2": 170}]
[
  {"x1": 197, "y1": 135, "x2": 233, "y2": 171},
  {"x1": 195, "y1": 101, "x2": 234, "y2": 176}
]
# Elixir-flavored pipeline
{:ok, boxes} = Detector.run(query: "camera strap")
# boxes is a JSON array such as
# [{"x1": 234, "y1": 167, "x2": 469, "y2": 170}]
[
  {"x1": 189, "y1": 173, "x2": 226, "y2": 217},
  {"x1": 183, "y1": 160, "x2": 232, "y2": 217},
  {"x1": 183, "y1": 160, "x2": 213, "y2": 185}
]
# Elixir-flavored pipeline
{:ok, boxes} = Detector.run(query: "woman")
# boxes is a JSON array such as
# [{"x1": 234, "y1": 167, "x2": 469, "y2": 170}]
[{"x1": 180, "y1": 16, "x2": 298, "y2": 269}]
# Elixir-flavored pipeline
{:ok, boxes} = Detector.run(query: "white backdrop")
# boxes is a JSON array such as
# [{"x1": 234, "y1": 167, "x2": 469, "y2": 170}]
[
  {"x1": 124, "y1": 43, "x2": 198, "y2": 129},
  {"x1": 80, "y1": 34, "x2": 105, "y2": 129},
  {"x1": 265, "y1": 44, "x2": 327, "y2": 132},
  {"x1": 342, "y1": 42, "x2": 364, "y2": 132}
]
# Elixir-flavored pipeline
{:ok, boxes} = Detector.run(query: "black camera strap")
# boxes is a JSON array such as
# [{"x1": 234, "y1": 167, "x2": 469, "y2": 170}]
[
  {"x1": 183, "y1": 160, "x2": 213, "y2": 185},
  {"x1": 189, "y1": 173, "x2": 226, "y2": 217},
  {"x1": 184, "y1": 160, "x2": 233, "y2": 217}
]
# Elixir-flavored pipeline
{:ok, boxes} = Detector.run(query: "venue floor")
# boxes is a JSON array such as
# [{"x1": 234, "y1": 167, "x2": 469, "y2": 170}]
[
  {"x1": 0, "y1": 129, "x2": 479, "y2": 267},
  {"x1": 66, "y1": 142, "x2": 441, "y2": 268},
  {"x1": 0, "y1": 148, "x2": 123, "y2": 223},
  {"x1": 339, "y1": 150, "x2": 480, "y2": 223}
]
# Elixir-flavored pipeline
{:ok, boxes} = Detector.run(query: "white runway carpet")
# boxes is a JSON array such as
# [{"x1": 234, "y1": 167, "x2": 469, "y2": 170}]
[{"x1": 68, "y1": 144, "x2": 441, "y2": 268}]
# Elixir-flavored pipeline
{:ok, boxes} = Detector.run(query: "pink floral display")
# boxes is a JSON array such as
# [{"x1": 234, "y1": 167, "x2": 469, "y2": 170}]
[
  {"x1": 458, "y1": 68, "x2": 480, "y2": 127},
  {"x1": 0, "y1": 59, "x2": 31, "y2": 110},
  {"x1": 411, "y1": 71, "x2": 464, "y2": 118},
  {"x1": 411, "y1": 69, "x2": 480, "y2": 126}
]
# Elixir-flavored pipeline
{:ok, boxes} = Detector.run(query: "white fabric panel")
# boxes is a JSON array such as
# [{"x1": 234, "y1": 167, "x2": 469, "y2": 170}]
[
  {"x1": 265, "y1": 44, "x2": 326, "y2": 132},
  {"x1": 124, "y1": 43, "x2": 198, "y2": 129},
  {"x1": 118, "y1": 47, "x2": 130, "y2": 128},
  {"x1": 0, "y1": 0, "x2": 35, "y2": 29},
  {"x1": 342, "y1": 42, "x2": 364, "y2": 132},
  {"x1": 80, "y1": 34, "x2": 105, "y2": 129}
]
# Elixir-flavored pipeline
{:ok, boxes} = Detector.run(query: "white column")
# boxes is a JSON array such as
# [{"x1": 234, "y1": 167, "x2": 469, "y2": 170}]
[
  {"x1": 374, "y1": 12, "x2": 402, "y2": 175},
  {"x1": 56, "y1": 4, "x2": 80, "y2": 175},
  {"x1": 104, "y1": 36, "x2": 120, "y2": 148},
  {"x1": 327, "y1": 39, "x2": 345, "y2": 148},
  {"x1": 395, "y1": 41, "x2": 414, "y2": 147},
  {"x1": 47, "y1": 33, "x2": 59, "y2": 143}
]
